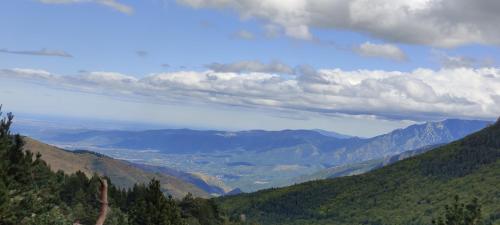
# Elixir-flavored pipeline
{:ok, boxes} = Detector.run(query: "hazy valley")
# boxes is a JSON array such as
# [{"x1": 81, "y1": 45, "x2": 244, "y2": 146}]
[{"x1": 14, "y1": 118, "x2": 491, "y2": 192}]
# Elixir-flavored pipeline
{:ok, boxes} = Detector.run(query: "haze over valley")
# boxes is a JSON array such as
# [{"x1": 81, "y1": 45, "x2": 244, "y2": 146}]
[{"x1": 13, "y1": 117, "x2": 491, "y2": 192}]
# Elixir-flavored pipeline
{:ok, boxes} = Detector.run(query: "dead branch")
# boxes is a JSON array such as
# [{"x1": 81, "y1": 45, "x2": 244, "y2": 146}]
[{"x1": 95, "y1": 178, "x2": 109, "y2": 225}]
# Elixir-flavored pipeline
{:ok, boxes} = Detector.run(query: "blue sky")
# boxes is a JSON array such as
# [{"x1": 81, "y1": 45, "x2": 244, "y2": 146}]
[{"x1": 1, "y1": 0, "x2": 499, "y2": 137}]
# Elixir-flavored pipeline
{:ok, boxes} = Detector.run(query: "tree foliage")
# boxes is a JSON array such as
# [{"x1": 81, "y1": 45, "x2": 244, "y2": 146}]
[{"x1": 432, "y1": 196, "x2": 482, "y2": 225}]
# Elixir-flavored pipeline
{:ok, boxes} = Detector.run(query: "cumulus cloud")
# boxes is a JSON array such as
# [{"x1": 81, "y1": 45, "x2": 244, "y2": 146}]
[
  {"x1": 79, "y1": 71, "x2": 138, "y2": 83},
  {"x1": 206, "y1": 61, "x2": 294, "y2": 74},
  {"x1": 233, "y1": 30, "x2": 255, "y2": 40},
  {"x1": 38, "y1": 0, "x2": 133, "y2": 14},
  {"x1": 355, "y1": 42, "x2": 407, "y2": 61},
  {"x1": 177, "y1": 0, "x2": 500, "y2": 47},
  {"x1": 1, "y1": 66, "x2": 499, "y2": 121},
  {"x1": 0, "y1": 48, "x2": 73, "y2": 58}
]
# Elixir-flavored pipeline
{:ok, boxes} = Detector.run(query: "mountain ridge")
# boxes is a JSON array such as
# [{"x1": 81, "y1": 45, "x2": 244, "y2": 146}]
[
  {"x1": 16, "y1": 118, "x2": 492, "y2": 192},
  {"x1": 294, "y1": 144, "x2": 443, "y2": 183},
  {"x1": 18, "y1": 118, "x2": 491, "y2": 159},
  {"x1": 217, "y1": 119, "x2": 500, "y2": 225}
]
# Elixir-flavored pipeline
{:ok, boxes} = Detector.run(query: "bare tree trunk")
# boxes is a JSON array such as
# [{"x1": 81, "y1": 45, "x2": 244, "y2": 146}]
[{"x1": 95, "y1": 178, "x2": 109, "y2": 225}]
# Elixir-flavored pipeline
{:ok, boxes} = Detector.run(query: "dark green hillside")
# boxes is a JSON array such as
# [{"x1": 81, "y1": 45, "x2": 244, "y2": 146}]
[{"x1": 218, "y1": 119, "x2": 500, "y2": 225}]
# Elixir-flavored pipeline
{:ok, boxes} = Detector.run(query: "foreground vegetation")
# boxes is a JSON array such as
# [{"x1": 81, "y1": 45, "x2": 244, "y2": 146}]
[
  {"x1": 0, "y1": 107, "x2": 232, "y2": 225},
  {"x1": 218, "y1": 119, "x2": 500, "y2": 225}
]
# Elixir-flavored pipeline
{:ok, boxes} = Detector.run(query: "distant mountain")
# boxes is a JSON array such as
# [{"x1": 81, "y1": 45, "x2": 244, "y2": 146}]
[
  {"x1": 22, "y1": 137, "x2": 225, "y2": 198},
  {"x1": 294, "y1": 144, "x2": 442, "y2": 183},
  {"x1": 312, "y1": 129, "x2": 353, "y2": 139},
  {"x1": 225, "y1": 188, "x2": 243, "y2": 196},
  {"x1": 23, "y1": 119, "x2": 490, "y2": 158},
  {"x1": 16, "y1": 119, "x2": 492, "y2": 192},
  {"x1": 337, "y1": 119, "x2": 493, "y2": 161},
  {"x1": 217, "y1": 119, "x2": 500, "y2": 225},
  {"x1": 32, "y1": 129, "x2": 334, "y2": 154}
]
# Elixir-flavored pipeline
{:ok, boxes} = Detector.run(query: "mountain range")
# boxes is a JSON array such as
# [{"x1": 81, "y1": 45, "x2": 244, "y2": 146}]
[
  {"x1": 17, "y1": 119, "x2": 491, "y2": 161},
  {"x1": 15, "y1": 118, "x2": 492, "y2": 191},
  {"x1": 217, "y1": 119, "x2": 500, "y2": 225}
]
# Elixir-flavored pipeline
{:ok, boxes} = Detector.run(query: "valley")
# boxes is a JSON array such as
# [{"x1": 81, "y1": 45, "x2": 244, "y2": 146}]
[{"x1": 14, "y1": 118, "x2": 492, "y2": 192}]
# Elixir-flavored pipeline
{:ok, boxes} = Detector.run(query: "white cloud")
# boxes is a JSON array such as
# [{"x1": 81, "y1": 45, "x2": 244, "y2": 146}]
[
  {"x1": 2, "y1": 67, "x2": 500, "y2": 121},
  {"x1": 0, "y1": 68, "x2": 55, "y2": 80},
  {"x1": 80, "y1": 71, "x2": 138, "y2": 83},
  {"x1": 206, "y1": 61, "x2": 294, "y2": 74},
  {"x1": 177, "y1": 0, "x2": 500, "y2": 47},
  {"x1": 355, "y1": 42, "x2": 407, "y2": 61},
  {"x1": 38, "y1": 0, "x2": 133, "y2": 14},
  {"x1": 0, "y1": 48, "x2": 73, "y2": 58}
]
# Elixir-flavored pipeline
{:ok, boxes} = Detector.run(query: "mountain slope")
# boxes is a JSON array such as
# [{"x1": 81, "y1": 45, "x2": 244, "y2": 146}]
[
  {"x1": 134, "y1": 163, "x2": 230, "y2": 195},
  {"x1": 332, "y1": 119, "x2": 492, "y2": 161},
  {"x1": 294, "y1": 144, "x2": 442, "y2": 183},
  {"x1": 22, "y1": 137, "x2": 212, "y2": 198},
  {"x1": 217, "y1": 120, "x2": 500, "y2": 225}
]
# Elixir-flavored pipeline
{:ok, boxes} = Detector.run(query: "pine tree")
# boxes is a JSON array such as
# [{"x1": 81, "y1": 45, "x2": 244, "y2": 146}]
[
  {"x1": 129, "y1": 179, "x2": 185, "y2": 225},
  {"x1": 432, "y1": 195, "x2": 482, "y2": 225}
]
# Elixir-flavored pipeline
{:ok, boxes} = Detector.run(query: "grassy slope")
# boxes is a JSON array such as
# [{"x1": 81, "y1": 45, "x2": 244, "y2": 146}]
[
  {"x1": 23, "y1": 137, "x2": 210, "y2": 199},
  {"x1": 218, "y1": 122, "x2": 500, "y2": 225}
]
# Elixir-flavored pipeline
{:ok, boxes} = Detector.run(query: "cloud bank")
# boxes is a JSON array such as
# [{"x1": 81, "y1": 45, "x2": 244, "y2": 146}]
[
  {"x1": 177, "y1": 0, "x2": 500, "y2": 47},
  {"x1": 1, "y1": 66, "x2": 499, "y2": 121}
]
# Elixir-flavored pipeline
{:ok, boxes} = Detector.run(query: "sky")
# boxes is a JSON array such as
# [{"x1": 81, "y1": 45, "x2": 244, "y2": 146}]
[{"x1": 0, "y1": 0, "x2": 499, "y2": 137}]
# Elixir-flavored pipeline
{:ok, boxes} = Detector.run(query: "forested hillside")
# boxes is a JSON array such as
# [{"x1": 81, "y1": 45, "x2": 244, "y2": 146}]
[
  {"x1": 0, "y1": 108, "x2": 232, "y2": 225},
  {"x1": 218, "y1": 119, "x2": 500, "y2": 225}
]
